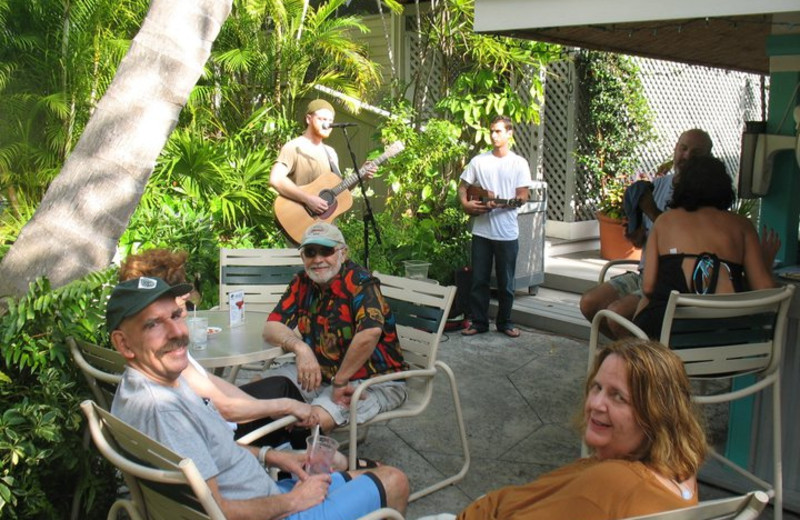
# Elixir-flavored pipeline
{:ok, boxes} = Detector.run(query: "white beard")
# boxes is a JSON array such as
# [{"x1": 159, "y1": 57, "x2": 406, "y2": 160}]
[{"x1": 306, "y1": 253, "x2": 344, "y2": 285}]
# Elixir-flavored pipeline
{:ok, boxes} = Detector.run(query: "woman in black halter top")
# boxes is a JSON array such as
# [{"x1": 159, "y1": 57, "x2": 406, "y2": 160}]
[{"x1": 632, "y1": 157, "x2": 774, "y2": 338}]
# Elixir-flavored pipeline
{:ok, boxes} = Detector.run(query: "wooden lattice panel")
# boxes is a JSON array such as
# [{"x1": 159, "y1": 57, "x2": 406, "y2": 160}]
[
  {"x1": 405, "y1": 14, "x2": 443, "y2": 120},
  {"x1": 634, "y1": 58, "x2": 765, "y2": 181},
  {"x1": 541, "y1": 60, "x2": 577, "y2": 221},
  {"x1": 511, "y1": 66, "x2": 545, "y2": 182},
  {"x1": 541, "y1": 56, "x2": 765, "y2": 223}
]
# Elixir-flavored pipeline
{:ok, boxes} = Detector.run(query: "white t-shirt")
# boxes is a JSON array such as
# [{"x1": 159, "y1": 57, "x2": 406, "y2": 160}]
[{"x1": 460, "y1": 150, "x2": 532, "y2": 241}]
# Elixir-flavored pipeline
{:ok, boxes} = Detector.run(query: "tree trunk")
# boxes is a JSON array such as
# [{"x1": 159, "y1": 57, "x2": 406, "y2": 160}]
[{"x1": 0, "y1": 0, "x2": 232, "y2": 298}]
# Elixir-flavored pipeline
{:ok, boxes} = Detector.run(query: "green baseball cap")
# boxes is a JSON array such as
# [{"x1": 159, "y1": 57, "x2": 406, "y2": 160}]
[{"x1": 106, "y1": 277, "x2": 192, "y2": 333}]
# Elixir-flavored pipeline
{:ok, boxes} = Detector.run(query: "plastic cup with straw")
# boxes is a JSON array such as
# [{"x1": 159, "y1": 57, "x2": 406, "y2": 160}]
[{"x1": 305, "y1": 425, "x2": 338, "y2": 475}]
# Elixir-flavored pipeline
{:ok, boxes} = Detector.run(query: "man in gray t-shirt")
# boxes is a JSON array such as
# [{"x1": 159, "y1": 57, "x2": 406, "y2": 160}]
[
  {"x1": 579, "y1": 129, "x2": 713, "y2": 339},
  {"x1": 106, "y1": 276, "x2": 409, "y2": 519}
]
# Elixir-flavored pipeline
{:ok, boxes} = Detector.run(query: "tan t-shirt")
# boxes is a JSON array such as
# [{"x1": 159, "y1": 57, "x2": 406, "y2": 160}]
[
  {"x1": 458, "y1": 458, "x2": 695, "y2": 520},
  {"x1": 276, "y1": 136, "x2": 339, "y2": 186}
]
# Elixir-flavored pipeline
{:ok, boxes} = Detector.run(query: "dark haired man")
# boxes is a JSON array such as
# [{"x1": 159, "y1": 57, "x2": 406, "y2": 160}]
[{"x1": 458, "y1": 115, "x2": 532, "y2": 338}]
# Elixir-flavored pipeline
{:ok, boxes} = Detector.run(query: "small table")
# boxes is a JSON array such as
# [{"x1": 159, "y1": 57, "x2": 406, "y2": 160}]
[{"x1": 190, "y1": 310, "x2": 284, "y2": 381}]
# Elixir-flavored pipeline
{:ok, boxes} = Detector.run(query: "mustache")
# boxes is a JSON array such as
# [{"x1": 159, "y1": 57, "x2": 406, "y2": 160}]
[{"x1": 156, "y1": 336, "x2": 190, "y2": 357}]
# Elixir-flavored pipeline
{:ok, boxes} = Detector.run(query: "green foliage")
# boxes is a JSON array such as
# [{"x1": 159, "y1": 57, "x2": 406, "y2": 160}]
[
  {"x1": 0, "y1": 0, "x2": 148, "y2": 217},
  {"x1": 119, "y1": 194, "x2": 221, "y2": 309},
  {"x1": 437, "y1": 70, "x2": 541, "y2": 145},
  {"x1": 574, "y1": 50, "x2": 655, "y2": 220},
  {"x1": 200, "y1": 0, "x2": 382, "y2": 132},
  {"x1": 339, "y1": 207, "x2": 470, "y2": 285},
  {"x1": 0, "y1": 270, "x2": 118, "y2": 519},
  {"x1": 401, "y1": 0, "x2": 560, "y2": 145},
  {"x1": 377, "y1": 102, "x2": 468, "y2": 218}
]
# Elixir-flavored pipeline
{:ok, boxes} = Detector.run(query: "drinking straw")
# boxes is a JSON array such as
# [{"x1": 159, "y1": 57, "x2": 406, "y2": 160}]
[{"x1": 311, "y1": 424, "x2": 320, "y2": 451}]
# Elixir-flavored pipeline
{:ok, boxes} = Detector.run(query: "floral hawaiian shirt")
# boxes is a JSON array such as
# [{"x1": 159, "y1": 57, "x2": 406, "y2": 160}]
[{"x1": 268, "y1": 260, "x2": 405, "y2": 382}]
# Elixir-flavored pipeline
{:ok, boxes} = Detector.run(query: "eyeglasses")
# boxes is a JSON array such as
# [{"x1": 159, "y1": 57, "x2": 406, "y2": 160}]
[{"x1": 301, "y1": 245, "x2": 339, "y2": 259}]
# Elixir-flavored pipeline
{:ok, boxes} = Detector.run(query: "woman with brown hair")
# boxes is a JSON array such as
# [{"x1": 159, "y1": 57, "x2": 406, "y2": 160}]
[{"x1": 458, "y1": 338, "x2": 706, "y2": 520}]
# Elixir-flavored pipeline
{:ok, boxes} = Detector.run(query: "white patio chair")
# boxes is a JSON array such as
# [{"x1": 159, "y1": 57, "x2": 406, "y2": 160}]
[
  {"x1": 218, "y1": 247, "x2": 304, "y2": 313},
  {"x1": 68, "y1": 337, "x2": 124, "y2": 411},
  {"x1": 586, "y1": 285, "x2": 795, "y2": 520},
  {"x1": 623, "y1": 490, "x2": 769, "y2": 520},
  {"x1": 597, "y1": 258, "x2": 641, "y2": 284},
  {"x1": 335, "y1": 272, "x2": 470, "y2": 502}
]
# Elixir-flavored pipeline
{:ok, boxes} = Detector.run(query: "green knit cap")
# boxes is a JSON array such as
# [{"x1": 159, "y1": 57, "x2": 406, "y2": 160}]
[{"x1": 307, "y1": 99, "x2": 335, "y2": 115}]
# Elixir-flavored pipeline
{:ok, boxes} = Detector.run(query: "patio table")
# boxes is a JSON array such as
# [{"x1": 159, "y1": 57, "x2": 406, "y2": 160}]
[{"x1": 190, "y1": 309, "x2": 283, "y2": 381}]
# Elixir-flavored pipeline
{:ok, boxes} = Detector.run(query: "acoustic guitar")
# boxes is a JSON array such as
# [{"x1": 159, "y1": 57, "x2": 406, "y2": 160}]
[
  {"x1": 274, "y1": 141, "x2": 405, "y2": 243},
  {"x1": 466, "y1": 185, "x2": 525, "y2": 209}
]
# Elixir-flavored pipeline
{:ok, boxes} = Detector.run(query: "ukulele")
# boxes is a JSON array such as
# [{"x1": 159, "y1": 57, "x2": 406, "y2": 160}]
[
  {"x1": 466, "y1": 186, "x2": 525, "y2": 209},
  {"x1": 274, "y1": 141, "x2": 405, "y2": 243}
]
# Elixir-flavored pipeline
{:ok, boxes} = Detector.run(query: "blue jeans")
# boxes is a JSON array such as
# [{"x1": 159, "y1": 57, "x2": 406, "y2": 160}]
[{"x1": 469, "y1": 235, "x2": 519, "y2": 331}]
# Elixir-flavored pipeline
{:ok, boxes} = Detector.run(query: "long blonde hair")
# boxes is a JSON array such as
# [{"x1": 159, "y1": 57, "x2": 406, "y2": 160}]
[{"x1": 583, "y1": 339, "x2": 707, "y2": 481}]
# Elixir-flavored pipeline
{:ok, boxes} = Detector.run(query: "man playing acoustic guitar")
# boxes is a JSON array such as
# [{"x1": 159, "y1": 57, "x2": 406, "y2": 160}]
[
  {"x1": 457, "y1": 115, "x2": 532, "y2": 338},
  {"x1": 269, "y1": 99, "x2": 377, "y2": 240}
]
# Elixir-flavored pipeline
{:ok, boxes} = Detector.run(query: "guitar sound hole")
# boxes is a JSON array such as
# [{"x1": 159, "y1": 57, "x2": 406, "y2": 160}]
[{"x1": 319, "y1": 190, "x2": 337, "y2": 206}]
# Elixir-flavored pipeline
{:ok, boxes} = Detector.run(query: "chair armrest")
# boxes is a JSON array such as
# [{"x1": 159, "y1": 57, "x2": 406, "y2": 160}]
[
  {"x1": 598, "y1": 259, "x2": 640, "y2": 284},
  {"x1": 349, "y1": 368, "x2": 437, "y2": 404},
  {"x1": 357, "y1": 507, "x2": 405, "y2": 520},
  {"x1": 235, "y1": 415, "x2": 298, "y2": 446},
  {"x1": 588, "y1": 309, "x2": 648, "y2": 372}
]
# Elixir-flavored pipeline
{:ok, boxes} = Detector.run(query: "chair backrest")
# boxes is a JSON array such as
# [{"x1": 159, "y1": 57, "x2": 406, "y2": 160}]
[
  {"x1": 80, "y1": 399, "x2": 225, "y2": 520},
  {"x1": 622, "y1": 490, "x2": 769, "y2": 519},
  {"x1": 219, "y1": 248, "x2": 304, "y2": 312},
  {"x1": 373, "y1": 272, "x2": 456, "y2": 373},
  {"x1": 659, "y1": 285, "x2": 794, "y2": 378},
  {"x1": 68, "y1": 337, "x2": 124, "y2": 411}
]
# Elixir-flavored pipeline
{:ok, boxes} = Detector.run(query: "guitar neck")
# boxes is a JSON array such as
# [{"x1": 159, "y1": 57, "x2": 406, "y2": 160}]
[{"x1": 330, "y1": 149, "x2": 393, "y2": 195}]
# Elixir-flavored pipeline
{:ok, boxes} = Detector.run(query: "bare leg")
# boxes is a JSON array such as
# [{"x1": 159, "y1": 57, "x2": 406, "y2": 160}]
[
  {"x1": 311, "y1": 406, "x2": 338, "y2": 434},
  {"x1": 605, "y1": 294, "x2": 641, "y2": 339},
  {"x1": 580, "y1": 282, "x2": 624, "y2": 338}
]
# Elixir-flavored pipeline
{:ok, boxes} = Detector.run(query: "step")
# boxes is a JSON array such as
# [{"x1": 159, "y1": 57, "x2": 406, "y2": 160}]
[
  {"x1": 545, "y1": 237, "x2": 600, "y2": 257},
  {"x1": 491, "y1": 287, "x2": 590, "y2": 340}
]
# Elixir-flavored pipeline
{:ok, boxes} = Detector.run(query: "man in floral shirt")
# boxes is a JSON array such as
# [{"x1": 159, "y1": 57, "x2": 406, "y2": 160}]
[{"x1": 263, "y1": 222, "x2": 407, "y2": 433}]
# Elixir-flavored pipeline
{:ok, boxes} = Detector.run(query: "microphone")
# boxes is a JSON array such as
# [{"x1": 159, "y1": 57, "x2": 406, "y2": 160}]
[{"x1": 323, "y1": 122, "x2": 358, "y2": 129}]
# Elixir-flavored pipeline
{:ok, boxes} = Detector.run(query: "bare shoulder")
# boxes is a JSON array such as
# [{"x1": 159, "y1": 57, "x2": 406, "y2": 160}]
[{"x1": 719, "y1": 210, "x2": 757, "y2": 231}]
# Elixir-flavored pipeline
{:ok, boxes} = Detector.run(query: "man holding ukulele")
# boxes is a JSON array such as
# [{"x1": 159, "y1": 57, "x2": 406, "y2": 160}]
[{"x1": 458, "y1": 115, "x2": 532, "y2": 338}]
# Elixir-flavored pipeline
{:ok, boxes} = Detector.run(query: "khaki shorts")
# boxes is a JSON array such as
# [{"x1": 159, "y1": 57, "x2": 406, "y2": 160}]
[
  {"x1": 266, "y1": 363, "x2": 407, "y2": 427},
  {"x1": 608, "y1": 271, "x2": 643, "y2": 298}
]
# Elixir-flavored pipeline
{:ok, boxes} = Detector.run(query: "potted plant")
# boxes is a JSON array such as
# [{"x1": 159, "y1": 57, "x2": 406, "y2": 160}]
[{"x1": 574, "y1": 50, "x2": 655, "y2": 260}]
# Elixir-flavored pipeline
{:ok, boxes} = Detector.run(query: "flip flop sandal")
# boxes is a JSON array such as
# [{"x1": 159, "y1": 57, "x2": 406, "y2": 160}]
[
  {"x1": 461, "y1": 327, "x2": 486, "y2": 336},
  {"x1": 356, "y1": 457, "x2": 380, "y2": 469},
  {"x1": 500, "y1": 328, "x2": 521, "y2": 338}
]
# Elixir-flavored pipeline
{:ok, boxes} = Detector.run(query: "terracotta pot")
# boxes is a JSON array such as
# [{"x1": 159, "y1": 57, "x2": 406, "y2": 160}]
[{"x1": 596, "y1": 212, "x2": 641, "y2": 261}]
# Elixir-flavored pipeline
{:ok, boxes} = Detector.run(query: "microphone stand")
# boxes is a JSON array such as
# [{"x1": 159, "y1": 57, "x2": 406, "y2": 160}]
[{"x1": 339, "y1": 126, "x2": 381, "y2": 269}]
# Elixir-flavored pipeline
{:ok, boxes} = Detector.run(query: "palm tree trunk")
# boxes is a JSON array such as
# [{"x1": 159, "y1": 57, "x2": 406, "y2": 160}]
[{"x1": 0, "y1": 0, "x2": 232, "y2": 298}]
